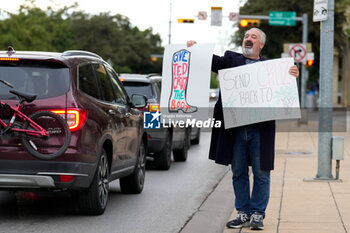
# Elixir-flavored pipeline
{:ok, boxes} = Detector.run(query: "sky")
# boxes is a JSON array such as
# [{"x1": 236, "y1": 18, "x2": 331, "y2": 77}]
[{"x1": 0, "y1": 0, "x2": 242, "y2": 55}]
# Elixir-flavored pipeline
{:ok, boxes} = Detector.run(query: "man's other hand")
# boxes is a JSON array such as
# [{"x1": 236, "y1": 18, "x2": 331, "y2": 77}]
[{"x1": 289, "y1": 65, "x2": 299, "y2": 78}]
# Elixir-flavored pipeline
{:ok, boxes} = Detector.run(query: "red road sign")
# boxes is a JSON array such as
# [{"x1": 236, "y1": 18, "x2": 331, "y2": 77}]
[
  {"x1": 229, "y1": 12, "x2": 239, "y2": 21},
  {"x1": 198, "y1": 11, "x2": 207, "y2": 20},
  {"x1": 289, "y1": 44, "x2": 307, "y2": 62}
]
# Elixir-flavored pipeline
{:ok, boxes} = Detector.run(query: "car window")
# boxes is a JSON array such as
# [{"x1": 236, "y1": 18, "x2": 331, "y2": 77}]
[
  {"x1": 78, "y1": 63, "x2": 100, "y2": 99},
  {"x1": 153, "y1": 82, "x2": 161, "y2": 101},
  {"x1": 92, "y1": 63, "x2": 115, "y2": 102},
  {"x1": 0, "y1": 63, "x2": 69, "y2": 100},
  {"x1": 106, "y1": 67, "x2": 128, "y2": 105},
  {"x1": 155, "y1": 80, "x2": 162, "y2": 92},
  {"x1": 122, "y1": 82, "x2": 153, "y2": 99}
]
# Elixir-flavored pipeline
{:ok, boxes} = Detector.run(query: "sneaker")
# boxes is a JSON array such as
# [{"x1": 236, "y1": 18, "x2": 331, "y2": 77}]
[
  {"x1": 226, "y1": 211, "x2": 250, "y2": 229},
  {"x1": 250, "y1": 212, "x2": 264, "y2": 230}
]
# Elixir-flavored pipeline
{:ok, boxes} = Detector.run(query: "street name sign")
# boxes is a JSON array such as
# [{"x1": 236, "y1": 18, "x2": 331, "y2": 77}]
[{"x1": 269, "y1": 11, "x2": 296, "y2": 26}]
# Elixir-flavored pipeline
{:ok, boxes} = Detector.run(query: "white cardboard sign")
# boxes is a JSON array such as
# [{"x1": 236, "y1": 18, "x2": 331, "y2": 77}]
[
  {"x1": 160, "y1": 43, "x2": 215, "y2": 121},
  {"x1": 218, "y1": 57, "x2": 301, "y2": 129}
]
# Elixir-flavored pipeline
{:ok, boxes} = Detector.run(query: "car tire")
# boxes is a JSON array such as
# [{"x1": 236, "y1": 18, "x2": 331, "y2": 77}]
[
  {"x1": 191, "y1": 128, "x2": 200, "y2": 145},
  {"x1": 186, "y1": 128, "x2": 191, "y2": 149},
  {"x1": 78, "y1": 148, "x2": 109, "y2": 215},
  {"x1": 120, "y1": 140, "x2": 146, "y2": 194},
  {"x1": 154, "y1": 130, "x2": 172, "y2": 170},
  {"x1": 173, "y1": 129, "x2": 188, "y2": 162}
]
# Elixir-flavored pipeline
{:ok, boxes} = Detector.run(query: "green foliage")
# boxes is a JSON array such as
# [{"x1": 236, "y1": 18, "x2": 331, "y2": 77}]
[
  {"x1": 0, "y1": 0, "x2": 163, "y2": 74},
  {"x1": 340, "y1": 0, "x2": 350, "y2": 40},
  {"x1": 210, "y1": 72, "x2": 219, "y2": 89},
  {"x1": 0, "y1": 2, "x2": 76, "y2": 51}
]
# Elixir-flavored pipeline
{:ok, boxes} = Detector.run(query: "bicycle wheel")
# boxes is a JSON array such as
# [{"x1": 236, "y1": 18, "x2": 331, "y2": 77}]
[{"x1": 21, "y1": 111, "x2": 71, "y2": 160}]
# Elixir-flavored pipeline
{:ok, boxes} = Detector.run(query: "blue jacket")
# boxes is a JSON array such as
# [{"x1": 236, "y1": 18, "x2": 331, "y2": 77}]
[{"x1": 209, "y1": 50, "x2": 276, "y2": 171}]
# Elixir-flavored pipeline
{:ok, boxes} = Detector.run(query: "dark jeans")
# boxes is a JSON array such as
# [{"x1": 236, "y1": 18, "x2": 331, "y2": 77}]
[{"x1": 231, "y1": 125, "x2": 270, "y2": 216}]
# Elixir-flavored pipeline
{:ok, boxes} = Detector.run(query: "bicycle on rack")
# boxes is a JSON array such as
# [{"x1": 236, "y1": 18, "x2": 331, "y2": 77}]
[{"x1": 0, "y1": 79, "x2": 71, "y2": 160}]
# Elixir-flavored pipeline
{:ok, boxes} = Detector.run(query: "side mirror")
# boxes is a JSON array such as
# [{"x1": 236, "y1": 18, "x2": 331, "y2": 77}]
[{"x1": 131, "y1": 94, "x2": 147, "y2": 108}]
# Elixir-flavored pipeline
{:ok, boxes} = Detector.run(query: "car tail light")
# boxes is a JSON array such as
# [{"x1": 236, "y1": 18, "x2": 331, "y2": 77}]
[
  {"x1": 60, "y1": 175, "x2": 75, "y2": 182},
  {"x1": 149, "y1": 104, "x2": 160, "y2": 112},
  {"x1": 50, "y1": 109, "x2": 87, "y2": 132},
  {"x1": 0, "y1": 58, "x2": 20, "y2": 61},
  {"x1": 16, "y1": 192, "x2": 41, "y2": 200}
]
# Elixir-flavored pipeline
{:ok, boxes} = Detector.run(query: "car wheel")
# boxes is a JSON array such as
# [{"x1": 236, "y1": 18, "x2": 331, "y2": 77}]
[
  {"x1": 173, "y1": 129, "x2": 188, "y2": 162},
  {"x1": 154, "y1": 130, "x2": 172, "y2": 170},
  {"x1": 191, "y1": 128, "x2": 200, "y2": 145},
  {"x1": 78, "y1": 148, "x2": 109, "y2": 215},
  {"x1": 120, "y1": 140, "x2": 146, "y2": 194}
]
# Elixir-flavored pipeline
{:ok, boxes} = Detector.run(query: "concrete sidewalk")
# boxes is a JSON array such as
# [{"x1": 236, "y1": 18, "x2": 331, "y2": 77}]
[{"x1": 224, "y1": 119, "x2": 350, "y2": 233}]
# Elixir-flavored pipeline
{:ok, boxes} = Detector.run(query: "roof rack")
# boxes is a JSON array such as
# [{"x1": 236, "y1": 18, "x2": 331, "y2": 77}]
[
  {"x1": 146, "y1": 73, "x2": 161, "y2": 78},
  {"x1": 7, "y1": 46, "x2": 15, "y2": 56},
  {"x1": 62, "y1": 50, "x2": 102, "y2": 59}
]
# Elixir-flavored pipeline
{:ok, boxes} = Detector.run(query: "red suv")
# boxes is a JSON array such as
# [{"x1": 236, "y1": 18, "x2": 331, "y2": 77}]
[{"x1": 0, "y1": 48, "x2": 148, "y2": 215}]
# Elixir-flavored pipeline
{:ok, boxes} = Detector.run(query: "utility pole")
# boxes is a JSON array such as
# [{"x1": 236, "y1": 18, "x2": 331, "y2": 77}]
[
  {"x1": 317, "y1": 0, "x2": 334, "y2": 179},
  {"x1": 168, "y1": 0, "x2": 172, "y2": 44},
  {"x1": 301, "y1": 13, "x2": 308, "y2": 108}
]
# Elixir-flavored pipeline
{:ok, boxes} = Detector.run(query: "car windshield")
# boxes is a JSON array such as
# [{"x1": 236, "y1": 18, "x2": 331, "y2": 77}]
[
  {"x1": 0, "y1": 62, "x2": 70, "y2": 100},
  {"x1": 122, "y1": 82, "x2": 153, "y2": 99}
]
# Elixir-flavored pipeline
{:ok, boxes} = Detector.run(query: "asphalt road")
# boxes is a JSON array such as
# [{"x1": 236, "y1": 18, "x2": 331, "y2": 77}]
[{"x1": 0, "y1": 131, "x2": 229, "y2": 233}]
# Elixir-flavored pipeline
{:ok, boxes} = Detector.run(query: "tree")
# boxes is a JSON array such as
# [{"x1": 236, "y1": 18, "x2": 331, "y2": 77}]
[
  {"x1": 0, "y1": 0, "x2": 76, "y2": 51},
  {"x1": 340, "y1": 0, "x2": 350, "y2": 40},
  {"x1": 65, "y1": 11, "x2": 164, "y2": 74},
  {"x1": 0, "y1": 0, "x2": 164, "y2": 74}
]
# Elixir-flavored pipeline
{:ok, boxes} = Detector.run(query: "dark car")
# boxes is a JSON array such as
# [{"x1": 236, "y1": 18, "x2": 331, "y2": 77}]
[
  {"x1": 0, "y1": 48, "x2": 148, "y2": 215},
  {"x1": 120, "y1": 74, "x2": 200, "y2": 170}
]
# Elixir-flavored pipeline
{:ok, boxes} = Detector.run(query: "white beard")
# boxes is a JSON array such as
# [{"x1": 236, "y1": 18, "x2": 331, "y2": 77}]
[{"x1": 242, "y1": 47, "x2": 253, "y2": 56}]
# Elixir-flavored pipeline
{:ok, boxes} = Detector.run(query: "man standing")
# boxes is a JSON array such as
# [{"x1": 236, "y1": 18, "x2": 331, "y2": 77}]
[{"x1": 187, "y1": 28, "x2": 299, "y2": 230}]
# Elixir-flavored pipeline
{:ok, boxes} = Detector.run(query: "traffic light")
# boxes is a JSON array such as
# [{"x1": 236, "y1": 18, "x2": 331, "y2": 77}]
[
  {"x1": 307, "y1": 59, "x2": 314, "y2": 67},
  {"x1": 239, "y1": 19, "x2": 260, "y2": 27},
  {"x1": 178, "y1": 19, "x2": 195, "y2": 23}
]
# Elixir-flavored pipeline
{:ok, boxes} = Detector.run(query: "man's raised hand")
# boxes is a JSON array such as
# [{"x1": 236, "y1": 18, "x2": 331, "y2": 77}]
[{"x1": 187, "y1": 40, "x2": 197, "y2": 47}]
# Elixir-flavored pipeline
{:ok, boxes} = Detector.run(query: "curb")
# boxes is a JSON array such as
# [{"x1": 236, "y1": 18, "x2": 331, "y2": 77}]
[{"x1": 180, "y1": 169, "x2": 234, "y2": 233}]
